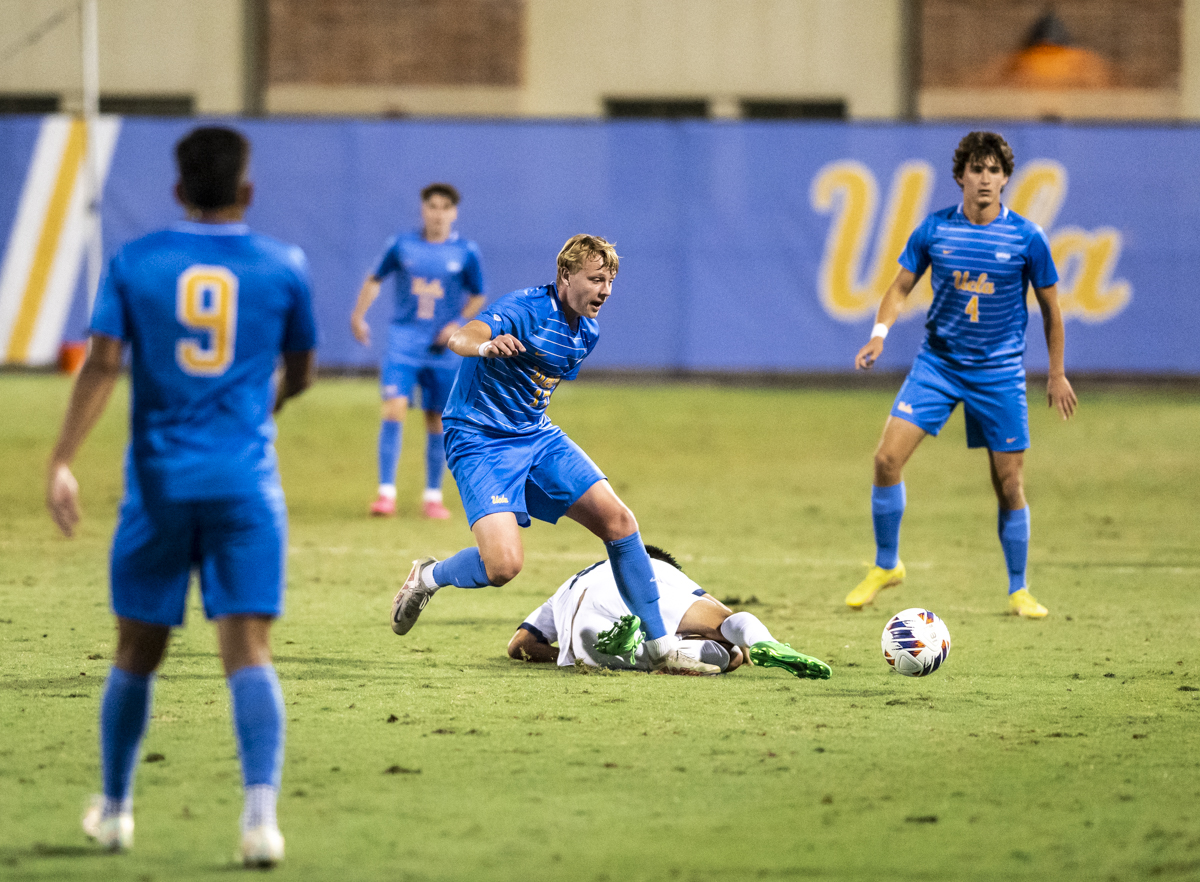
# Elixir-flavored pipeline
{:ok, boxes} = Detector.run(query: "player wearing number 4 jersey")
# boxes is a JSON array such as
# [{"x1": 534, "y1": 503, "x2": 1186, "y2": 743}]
[
  {"x1": 389, "y1": 235, "x2": 720, "y2": 675},
  {"x1": 350, "y1": 183, "x2": 486, "y2": 519},
  {"x1": 850, "y1": 131, "x2": 1077, "y2": 617},
  {"x1": 46, "y1": 127, "x2": 317, "y2": 866}
]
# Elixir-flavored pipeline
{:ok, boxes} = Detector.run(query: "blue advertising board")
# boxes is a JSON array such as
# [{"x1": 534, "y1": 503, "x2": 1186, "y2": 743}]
[{"x1": 1, "y1": 117, "x2": 1193, "y2": 373}]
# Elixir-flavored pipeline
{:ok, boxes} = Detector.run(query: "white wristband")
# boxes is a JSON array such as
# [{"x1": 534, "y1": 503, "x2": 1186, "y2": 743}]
[
  {"x1": 478, "y1": 341, "x2": 493, "y2": 357},
  {"x1": 871, "y1": 323, "x2": 889, "y2": 340}
]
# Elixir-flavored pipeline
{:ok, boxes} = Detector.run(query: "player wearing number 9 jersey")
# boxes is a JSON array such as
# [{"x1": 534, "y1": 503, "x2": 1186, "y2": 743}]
[
  {"x1": 46, "y1": 127, "x2": 316, "y2": 866},
  {"x1": 848, "y1": 130, "x2": 1077, "y2": 619}
]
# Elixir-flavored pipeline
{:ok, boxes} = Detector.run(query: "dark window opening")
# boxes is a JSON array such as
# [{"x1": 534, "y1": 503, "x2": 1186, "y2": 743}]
[
  {"x1": 0, "y1": 94, "x2": 61, "y2": 114},
  {"x1": 605, "y1": 98, "x2": 710, "y2": 119},
  {"x1": 99, "y1": 95, "x2": 194, "y2": 116},
  {"x1": 741, "y1": 99, "x2": 847, "y2": 120}
]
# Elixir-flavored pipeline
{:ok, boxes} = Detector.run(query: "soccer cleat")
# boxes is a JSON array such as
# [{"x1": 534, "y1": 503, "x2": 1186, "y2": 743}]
[
  {"x1": 370, "y1": 493, "x2": 396, "y2": 517},
  {"x1": 82, "y1": 795, "x2": 133, "y2": 852},
  {"x1": 594, "y1": 614, "x2": 645, "y2": 657},
  {"x1": 391, "y1": 556, "x2": 439, "y2": 635},
  {"x1": 845, "y1": 561, "x2": 906, "y2": 609},
  {"x1": 422, "y1": 499, "x2": 451, "y2": 520},
  {"x1": 1009, "y1": 587, "x2": 1048, "y2": 618},
  {"x1": 240, "y1": 824, "x2": 285, "y2": 868},
  {"x1": 749, "y1": 641, "x2": 832, "y2": 680},
  {"x1": 653, "y1": 648, "x2": 722, "y2": 677}
]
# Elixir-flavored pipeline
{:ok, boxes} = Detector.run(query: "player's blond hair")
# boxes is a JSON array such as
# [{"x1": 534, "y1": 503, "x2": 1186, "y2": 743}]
[{"x1": 556, "y1": 234, "x2": 619, "y2": 279}]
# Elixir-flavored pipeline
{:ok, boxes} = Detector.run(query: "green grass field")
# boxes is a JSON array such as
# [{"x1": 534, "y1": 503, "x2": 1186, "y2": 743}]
[{"x1": 2, "y1": 373, "x2": 1199, "y2": 881}]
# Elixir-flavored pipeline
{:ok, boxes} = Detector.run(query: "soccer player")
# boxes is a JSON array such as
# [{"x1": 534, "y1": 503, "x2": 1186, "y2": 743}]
[
  {"x1": 389, "y1": 234, "x2": 719, "y2": 675},
  {"x1": 350, "y1": 183, "x2": 486, "y2": 519},
  {"x1": 45, "y1": 127, "x2": 317, "y2": 866},
  {"x1": 848, "y1": 131, "x2": 1077, "y2": 617},
  {"x1": 507, "y1": 545, "x2": 832, "y2": 679}
]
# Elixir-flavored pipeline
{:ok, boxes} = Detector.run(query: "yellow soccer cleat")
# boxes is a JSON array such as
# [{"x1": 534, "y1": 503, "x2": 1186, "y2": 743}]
[
  {"x1": 845, "y1": 561, "x2": 906, "y2": 609},
  {"x1": 1009, "y1": 588, "x2": 1048, "y2": 618}
]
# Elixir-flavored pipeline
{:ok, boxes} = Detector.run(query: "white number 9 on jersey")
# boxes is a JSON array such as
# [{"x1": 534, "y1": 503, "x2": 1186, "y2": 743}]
[{"x1": 176, "y1": 265, "x2": 238, "y2": 376}]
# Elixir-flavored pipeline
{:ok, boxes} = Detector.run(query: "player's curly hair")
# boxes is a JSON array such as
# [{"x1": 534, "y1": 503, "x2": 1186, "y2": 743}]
[
  {"x1": 421, "y1": 182, "x2": 460, "y2": 205},
  {"x1": 557, "y1": 234, "x2": 619, "y2": 279},
  {"x1": 175, "y1": 126, "x2": 249, "y2": 210},
  {"x1": 644, "y1": 545, "x2": 683, "y2": 572},
  {"x1": 952, "y1": 131, "x2": 1014, "y2": 180}
]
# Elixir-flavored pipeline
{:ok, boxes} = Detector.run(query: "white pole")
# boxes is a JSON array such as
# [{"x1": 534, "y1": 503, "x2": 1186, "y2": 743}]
[{"x1": 80, "y1": 0, "x2": 101, "y2": 311}]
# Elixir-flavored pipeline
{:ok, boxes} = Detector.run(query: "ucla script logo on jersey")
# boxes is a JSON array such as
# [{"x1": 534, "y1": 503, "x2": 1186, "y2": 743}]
[
  {"x1": 491, "y1": 494, "x2": 509, "y2": 505},
  {"x1": 952, "y1": 271, "x2": 995, "y2": 294}
]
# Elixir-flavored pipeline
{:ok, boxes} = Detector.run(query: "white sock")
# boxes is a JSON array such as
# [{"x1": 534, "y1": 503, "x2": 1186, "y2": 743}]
[
  {"x1": 643, "y1": 634, "x2": 678, "y2": 662},
  {"x1": 102, "y1": 796, "x2": 131, "y2": 819},
  {"x1": 720, "y1": 611, "x2": 774, "y2": 648},
  {"x1": 378, "y1": 484, "x2": 397, "y2": 499},
  {"x1": 241, "y1": 784, "x2": 278, "y2": 832},
  {"x1": 419, "y1": 562, "x2": 441, "y2": 591},
  {"x1": 422, "y1": 488, "x2": 443, "y2": 503}
]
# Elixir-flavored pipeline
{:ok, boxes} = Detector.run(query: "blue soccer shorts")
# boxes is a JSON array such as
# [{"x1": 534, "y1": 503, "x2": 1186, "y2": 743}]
[
  {"x1": 890, "y1": 349, "x2": 1029, "y2": 451},
  {"x1": 380, "y1": 360, "x2": 457, "y2": 412},
  {"x1": 109, "y1": 480, "x2": 288, "y2": 627},
  {"x1": 444, "y1": 424, "x2": 606, "y2": 528}
]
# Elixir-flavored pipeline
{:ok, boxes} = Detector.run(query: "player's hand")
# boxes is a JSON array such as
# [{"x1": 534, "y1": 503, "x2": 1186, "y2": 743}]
[
  {"x1": 1047, "y1": 374, "x2": 1077, "y2": 420},
  {"x1": 855, "y1": 337, "x2": 884, "y2": 370},
  {"x1": 433, "y1": 321, "x2": 459, "y2": 348},
  {"x1": 47, "y1": 462, "x2": 81, "y2": 538},
  {"x1": 351, "y1": 315, "x2": 371, "y2": 346},
  {"x1": 480, "y1": 334, "x2": 525, "y2": 358}
]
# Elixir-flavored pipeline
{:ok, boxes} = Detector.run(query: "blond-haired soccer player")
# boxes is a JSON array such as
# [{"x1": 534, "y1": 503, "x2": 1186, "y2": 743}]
[
  {"x1": 849, "y1": 131, "x2": 1076, "y2": 617},
  {"x1": 389, "y1": 235, "x2": 718, "y2": 675}
]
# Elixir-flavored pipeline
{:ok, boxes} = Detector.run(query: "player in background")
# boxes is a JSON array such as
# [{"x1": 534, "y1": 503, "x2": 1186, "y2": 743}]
[
  {"x1": 46, "y1": 127, "x2": 317, "y2": 866},
  {"x1": 849, "y1": 131, "x2": 1077, "y2": 617},
  {"x1": 389, "y1": 235, "x2": 720, "y2": 675},
  {"x1": 350, "y1": 183, "x2": 486, "y2": 519},
  {"x1": 507, "y1": 545, "x2": 832, "y2": 679}
]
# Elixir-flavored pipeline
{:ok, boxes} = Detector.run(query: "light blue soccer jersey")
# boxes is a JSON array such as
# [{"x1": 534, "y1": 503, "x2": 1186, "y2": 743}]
[
  {"x1": 90, "y1": 221, "x2": 318, "y2": 500},
  {"x1": 372, "y1": 231, "x2": 485, "y2": 362},
  {"x1": 441, "y1": 284, "x2": 598, "y2": 435},
  {"x1": 900, "y1": 204, "x2": 1058, "y2": 367}
]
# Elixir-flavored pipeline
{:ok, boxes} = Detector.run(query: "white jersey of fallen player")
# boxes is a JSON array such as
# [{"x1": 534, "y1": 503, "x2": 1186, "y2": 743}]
[{"x1": 521, "y1": 559, "x2": 709, "y2": 670}]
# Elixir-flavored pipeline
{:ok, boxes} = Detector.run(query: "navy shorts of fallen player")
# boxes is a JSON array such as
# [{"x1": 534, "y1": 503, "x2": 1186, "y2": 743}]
[
  {"x1": 444, "y1": 423, "x2": 606, "y2": 528},
  {"x1": 109, "y1": 478, "x2": 288, "y2": 627},
  {"x1": 890, "y1": 348, "x2": 1029, "y2": 452}
]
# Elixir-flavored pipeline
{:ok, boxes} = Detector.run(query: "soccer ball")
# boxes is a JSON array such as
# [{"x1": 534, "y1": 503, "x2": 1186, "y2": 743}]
[{"x1": 881, "y1": 608, "x2": 951, "y2": 677}]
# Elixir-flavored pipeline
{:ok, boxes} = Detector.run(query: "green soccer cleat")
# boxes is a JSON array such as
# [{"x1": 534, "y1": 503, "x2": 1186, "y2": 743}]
[
  {"x1": 749, "y1": 641, "x2": 832, "y2": 680},
  {"x1": 594, "y1": 614, "x2": 644, "y2": 657}
]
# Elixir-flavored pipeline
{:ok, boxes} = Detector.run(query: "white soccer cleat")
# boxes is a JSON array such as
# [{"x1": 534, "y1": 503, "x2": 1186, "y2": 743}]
[
  {"x1": 653, "y1": 647, "x2": 722, "y2": 677},
  {"x1": 240, "y1": 824, "x2": 285, "y2": 867},
  {"x1": 390, "y1": 556, "x2": 439, "y2": 635},
  {"x1": 82, "y1": 795, "x2": 133, "y2": 851}
]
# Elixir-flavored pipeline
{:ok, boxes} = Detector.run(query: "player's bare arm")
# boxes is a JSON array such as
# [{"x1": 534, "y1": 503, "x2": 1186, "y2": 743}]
[
  {"x1": 447, "y1": 319, "x2": 525, "y2": 358},
  {"x1": 506, "y1": 628, "x2": 557, "y2": 663},
  {"x1": 274, "y1": 349, "x2": 316, "y2": 414},
  {"x1": 856, "y1": 268, "x2": 919, "y2": 370},
  {"x1": 433, "y1": 293, "x2": 487, "y2": 347},
  {"x1": 1032, "y1": 283, "x2": 1077, "y2": 420},
  {"x1": 350, "y1": 276, "x2": 382, "y2": 346},
  {"x1": 46, "y1": 334, "x2": 124, "y2": 537}
]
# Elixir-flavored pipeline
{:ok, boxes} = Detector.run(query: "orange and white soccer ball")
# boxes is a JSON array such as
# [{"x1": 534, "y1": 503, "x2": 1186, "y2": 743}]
[{"x1": 881, "y1": 608, "x2": 951, "y2": 677}]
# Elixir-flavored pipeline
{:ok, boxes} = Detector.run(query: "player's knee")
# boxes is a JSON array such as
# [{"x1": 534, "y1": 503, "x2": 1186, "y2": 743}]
[
  {"x1": 484, "y1": 549, "x2": 523, "y2": 586},
  {"x1": 873, "y1": 449, "x2": 903, "y2": 482},
  {"x1": 599, "y1": 506, "x2": 639, "y2": 543}
]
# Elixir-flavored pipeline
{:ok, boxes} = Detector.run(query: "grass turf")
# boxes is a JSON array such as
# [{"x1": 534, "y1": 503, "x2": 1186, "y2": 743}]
[{"x1": 1, "y1": 373, "x2": 1199, "y2": 881}]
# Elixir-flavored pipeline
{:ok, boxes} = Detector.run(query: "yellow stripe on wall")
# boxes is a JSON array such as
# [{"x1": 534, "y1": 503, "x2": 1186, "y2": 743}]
[{"x1": 8, "y1": 118, "x2": 86, "y2": 362}]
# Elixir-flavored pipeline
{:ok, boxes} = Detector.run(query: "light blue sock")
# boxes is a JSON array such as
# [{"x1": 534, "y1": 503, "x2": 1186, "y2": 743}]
[
  {"x1": 605, "y1": 532, "x2": 667, "y2": 640},
  {"x1": 99, "y1": 667, "x2": 154, "y2": 805},
  {"x1": 425, "y1": 432, "x2": 445, "y2": 491},
  {"x1": 998, "y1": 506, "x2": 1031, "y2": 594},
  {"x1": 378, "y1": 420, "x2": 402, "y2": 487},
  {"x1": 228, "y1": 665, "x2": 285, "y2": 789},
  {"x1": 872, "y1": 482, "x2": 906, "y2": 569},
  {"x1": 432, "y1": 548, "x2": 491, "y2": 588}
]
